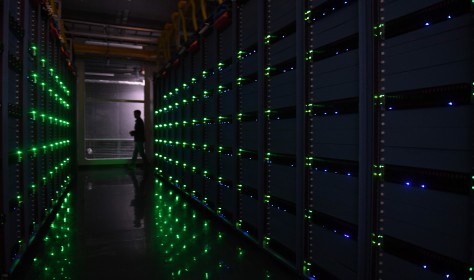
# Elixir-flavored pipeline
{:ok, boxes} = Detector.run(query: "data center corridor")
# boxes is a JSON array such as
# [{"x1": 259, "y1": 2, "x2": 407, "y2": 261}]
[
  {"x1": 14, "y1": 167, "x2": 299, "y2": 280},
  {"x1": 1, "y1": 0, "x2": 473, "y2": 279}
]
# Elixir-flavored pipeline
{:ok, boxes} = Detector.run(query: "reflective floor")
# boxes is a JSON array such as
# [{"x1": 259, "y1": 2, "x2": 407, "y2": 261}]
[{"x1": 18, "y1": 167, "x2": 300, "y2": 279}]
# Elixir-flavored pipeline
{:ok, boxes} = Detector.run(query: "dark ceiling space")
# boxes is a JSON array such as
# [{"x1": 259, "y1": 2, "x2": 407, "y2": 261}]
[
  {"x1": 62, "y1": 0, "x2": 175, "y2": 29},
  {"x1": 61, "y1": 0, "x2": 178, "y2": 79}
]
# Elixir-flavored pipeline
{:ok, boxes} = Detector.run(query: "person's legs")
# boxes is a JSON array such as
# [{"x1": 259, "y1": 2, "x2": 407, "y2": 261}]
[
  {"x1": 130, "y1": 142, "x2": 139, "y2": 167},
  {"x1": 137, "y1": 142, "x2": 147, "y2": 164}
]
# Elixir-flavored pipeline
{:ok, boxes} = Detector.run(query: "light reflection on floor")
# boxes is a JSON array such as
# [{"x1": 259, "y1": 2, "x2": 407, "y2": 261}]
[
  {"x1": 28, "y1": 192, "x2": 74, "y2": 280},
  {"x1": 20, "y1": 167, "x2": 300, "y2": 280}
]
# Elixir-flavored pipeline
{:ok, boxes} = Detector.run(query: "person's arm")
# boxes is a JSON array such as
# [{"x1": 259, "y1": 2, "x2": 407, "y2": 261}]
[{"x1": 130, "y1": 120, "x2": 136, "y2": 136}]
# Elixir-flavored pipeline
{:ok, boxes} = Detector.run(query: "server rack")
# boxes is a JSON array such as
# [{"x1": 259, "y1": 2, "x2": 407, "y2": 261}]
[
  {"x1": 1, "y1": 0, "x2": 75, "y2": 276},
  {"x1": 154, "y1": 0, "x2": 473, "y2": 279}
]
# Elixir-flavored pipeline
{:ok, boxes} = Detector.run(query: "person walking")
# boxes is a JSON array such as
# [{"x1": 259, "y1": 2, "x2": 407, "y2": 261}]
[{"x1": 129, "y1": 109, "x2": 147, "y2": 169}]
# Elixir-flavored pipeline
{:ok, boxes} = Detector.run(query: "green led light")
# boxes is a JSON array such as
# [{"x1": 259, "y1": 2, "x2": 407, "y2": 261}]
[
  {"x1": 237, "y1": 50, "x2": 246, "y2": 60},
  {"x1": 31, "y1": 72, "x2": 38, "y2": 83},
  {"x1": 304, "y1": 10, "x2": 312, "y2": 21},
  {"x1": 264, "y1": 34, "x2": 275, "y2": 44},
  {"x1": 236, "y1": 77, "x2": 245, "y2": 85},
  {"x1": 264, "y1": 66, "x2": 274, "y2": 76}
]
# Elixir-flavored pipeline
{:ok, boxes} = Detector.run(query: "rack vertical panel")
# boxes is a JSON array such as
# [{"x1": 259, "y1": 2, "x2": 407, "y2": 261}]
[
  {"x1": 306, "y1": 1, "x2": 360, "y2": 279},
  {"x1": 0, "y1": 0, "x2": 5, "y2": 271},
  {"x1": 153, "y1": 0, "x2": 473, "y2": 279},
  {"x1": 265, "y1": 0, "x2": 299, "y2": 267},
  {"x1": 237, "y1": 0, "x2": 260, "y2": 241},
  {"x1": 379, "y1": 1, "x2": 473, "y2": 279},
  {"x1": 0, "y1": 0, "x2": 75, "y2": 276}
]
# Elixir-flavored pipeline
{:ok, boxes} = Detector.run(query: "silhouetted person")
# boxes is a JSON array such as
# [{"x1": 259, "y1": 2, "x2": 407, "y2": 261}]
[{"x1": 129, "y1": 110, "x2": 147, "y2": 169}]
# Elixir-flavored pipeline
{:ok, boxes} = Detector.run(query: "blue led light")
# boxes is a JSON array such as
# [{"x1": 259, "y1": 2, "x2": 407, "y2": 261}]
[
  {"x1": 425, "y1": 22, "x2": 430, "y2": 26},
  {"x1": 423, "y1": 265, "x2": 427, "y2": 269},
  {"x1": 448, "y1": 101, "x2": 453, "y2": 106},
  {"x1": 405, "y1": 182, "x2": 411, "y2": 187},
  {"x1": 421, "y1": 184, "x2": 426, "y2": 188},
  {"x1": 447, "y1": 15, "x2": 452, "y2": 19}
]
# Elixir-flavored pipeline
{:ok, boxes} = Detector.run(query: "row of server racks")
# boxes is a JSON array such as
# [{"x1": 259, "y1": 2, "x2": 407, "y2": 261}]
[
  {"x1": 155, "y1": 0, "x2": 473, "y2": 279},
  {"x1": 1, "y1": 0, "x2": 75, "y2": 276}
]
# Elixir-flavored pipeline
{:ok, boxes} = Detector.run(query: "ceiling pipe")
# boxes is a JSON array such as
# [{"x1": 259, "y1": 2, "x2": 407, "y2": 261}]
[
  {"x1": 200, "y1": 0, "x2": 207, "y2": 21},
  {"x1": 63, "y1": 19, "x2": 161, "y2": 34},
  {"x1": 171, "y1": 12, "x2": 180, "y2": 50},
  {"x1": 189, "y1": 0, "x2": 198, "y2": 31},
  {"x1": 74, "y1": 42, "x2": 157, "y2": 61},
  {"x1": 66, "y1": 31, "x2": 158, "y2": 44},
  {"x1": 178, "y1": 1, "x2": 189, "y2": 43}
]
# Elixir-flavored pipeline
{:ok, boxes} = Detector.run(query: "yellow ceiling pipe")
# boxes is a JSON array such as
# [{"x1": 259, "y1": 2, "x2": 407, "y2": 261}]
[
  {"x1": 178, "y1": 1, "x2": 188, "y2": 43},
  {"x1": 218, "y1": 0, "x2": 223, "y2": 4},
  {"x1": 157, "y1": 23, "x2": 173, "y2": 61},
  {"x1": 200, "y1": 0, "x2": 207, "y2": 21},
  {"x1": 171, "y1": 12, "x2": 180, "y2": 49},
  {"x1": 189, "y1": 0, "x2": 198, "y2": 31},
  {"x1": 157, "y1": 0, "x2": 211, "y2": 65}
]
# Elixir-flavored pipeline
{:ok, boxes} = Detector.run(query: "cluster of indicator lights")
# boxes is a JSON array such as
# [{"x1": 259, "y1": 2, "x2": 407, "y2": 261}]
[
  {"x1": 32, "y1": 193, "x2": 73, "y2": 280},
  {"x1": 16, "y1": 41, "x2": 74, "y2": 275},
  {"x1": 155, "y1": 3, "x2": 474, "y2": 280}
]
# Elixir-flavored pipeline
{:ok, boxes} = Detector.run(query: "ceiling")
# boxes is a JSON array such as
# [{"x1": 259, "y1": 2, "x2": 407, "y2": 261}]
[
  {"x1": 62, "y1": 0, "x2": 176, "y2": 29},
  {"x1": 60, "y1": 0, "x2": 179, "y2": 79}
]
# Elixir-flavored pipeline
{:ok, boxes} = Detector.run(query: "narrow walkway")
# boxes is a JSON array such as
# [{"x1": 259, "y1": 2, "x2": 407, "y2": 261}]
[{"x1": 18, "y1": 167, "x2": 300, "y2": 279}]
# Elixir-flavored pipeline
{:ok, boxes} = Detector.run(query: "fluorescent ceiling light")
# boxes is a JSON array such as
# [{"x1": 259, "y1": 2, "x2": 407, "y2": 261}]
[
  {"x1": 85, "y1": 72, "x2": 115, "y2": 77},
  {"x1": 84, "y1": 40, "x2": 143, "y2": 50},
  {"x1": 85, "y1": 79, "x2": 145, "y2": 86}
]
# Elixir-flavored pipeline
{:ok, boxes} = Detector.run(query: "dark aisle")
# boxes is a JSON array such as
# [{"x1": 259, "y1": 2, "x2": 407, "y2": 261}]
[{"x1": 17, "y1": 167, "x2": 300, "y2": 280}]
